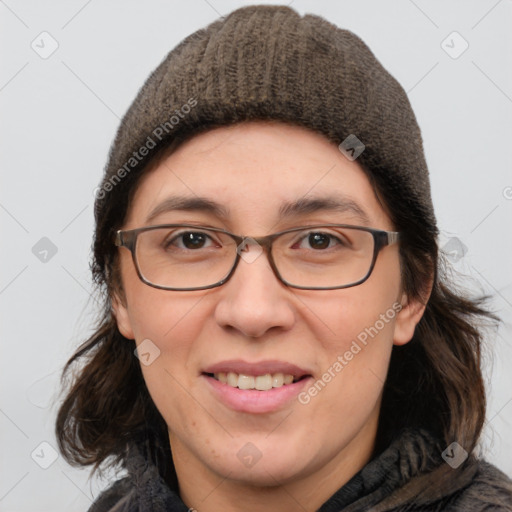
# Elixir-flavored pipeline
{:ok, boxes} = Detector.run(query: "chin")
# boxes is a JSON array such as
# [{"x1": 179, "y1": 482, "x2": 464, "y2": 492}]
[{"x1": 202, "y1": 440, "x2": 313, "y2": 487}]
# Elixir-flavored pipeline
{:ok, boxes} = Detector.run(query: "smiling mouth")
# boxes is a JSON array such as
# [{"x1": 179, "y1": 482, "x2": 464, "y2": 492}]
[{"x1": 204, "y1": 372, "x2": 309, "y2": 391}]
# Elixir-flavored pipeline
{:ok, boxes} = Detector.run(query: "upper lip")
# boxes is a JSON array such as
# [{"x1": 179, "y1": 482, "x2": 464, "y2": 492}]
[{"x1": 203, "y1": 359, "x2": 312, "y2": 378}]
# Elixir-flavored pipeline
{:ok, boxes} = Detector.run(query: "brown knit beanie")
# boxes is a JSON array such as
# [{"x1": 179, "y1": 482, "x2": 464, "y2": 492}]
[{"x1": 94, "y1": 4, "x2": 437, "y2": 275}]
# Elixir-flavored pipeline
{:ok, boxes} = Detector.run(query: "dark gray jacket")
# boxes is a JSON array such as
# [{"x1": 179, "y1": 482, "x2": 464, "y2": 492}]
[{"x1": 88, "y1": 428, "x2": 512, "y2": 511}]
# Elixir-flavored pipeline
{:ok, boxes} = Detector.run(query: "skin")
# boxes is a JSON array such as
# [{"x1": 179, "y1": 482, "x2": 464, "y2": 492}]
[{"x1": 113, "y1": 121, "x2": 428, "y2": 512}]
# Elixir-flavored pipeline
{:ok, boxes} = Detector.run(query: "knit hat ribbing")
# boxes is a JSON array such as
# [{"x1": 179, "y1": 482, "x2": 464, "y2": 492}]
[{"x1": 96, "y1": 4, "x2": 436, "y2": 240}]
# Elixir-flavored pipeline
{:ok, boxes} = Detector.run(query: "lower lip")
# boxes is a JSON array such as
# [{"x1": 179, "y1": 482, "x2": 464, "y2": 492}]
[{"x1": 203, "y1": 374, "x2": 312, "y2": 414}]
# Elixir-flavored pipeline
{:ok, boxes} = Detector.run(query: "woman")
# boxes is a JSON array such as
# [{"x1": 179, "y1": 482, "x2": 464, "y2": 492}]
[{"x1": 56, "y1": 5, "x2": 512, "y2": 511}]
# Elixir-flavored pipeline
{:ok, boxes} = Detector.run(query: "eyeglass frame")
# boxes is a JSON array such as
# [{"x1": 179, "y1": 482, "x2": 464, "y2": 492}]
[{"x1": 114, "y1": 223, "x2": 401, "y2": 291}]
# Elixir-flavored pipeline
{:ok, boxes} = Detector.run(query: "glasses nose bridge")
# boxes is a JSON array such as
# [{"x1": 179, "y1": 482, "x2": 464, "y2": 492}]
[
  {"x1": 244, "y1": 233, "x2": 275, "y2": 251},
  {"x1": 229, "y1": 232, "x2": 281, "y2": 281},
  {"x1": 239, "y1": 232, "x2": 280, "y2": 262},
  {"x1": 231, "y1": 231, "x2": 275, "y2": 253}
]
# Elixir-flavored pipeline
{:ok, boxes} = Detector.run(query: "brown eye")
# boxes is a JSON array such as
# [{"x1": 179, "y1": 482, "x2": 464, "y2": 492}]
[
  {"x1": 292, "y1": 232, "x2": 341, "y2": 250},
  {"x1": 307, "y1": 233, "x2": 331, "y2": 250},
  {"x1": 164, "y1": 231, "x2": 213, "y2": 250},
  {"x1": 180, "y1": 232, "x2": 208, "y2": 249}
]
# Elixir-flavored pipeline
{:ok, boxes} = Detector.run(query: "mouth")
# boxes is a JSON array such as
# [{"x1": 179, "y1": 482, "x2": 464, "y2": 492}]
[
  {"x1": 203, "y1": 371, "x2": 309, "y2": 391},
  {"x1": 201, "y1": 360, "x2": 313, "y2": 413}
]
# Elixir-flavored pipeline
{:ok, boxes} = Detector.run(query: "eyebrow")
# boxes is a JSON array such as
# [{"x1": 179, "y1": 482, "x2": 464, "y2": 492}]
[
  {"x1": 145, "y1": 194, "x2": 370, "y2": 225},
  {"x1": 278, "y1": 196, "x2": 370, "y2": 225},
  {"x1": 146, "y1": 196, "x2": 230, "y2": 224}
]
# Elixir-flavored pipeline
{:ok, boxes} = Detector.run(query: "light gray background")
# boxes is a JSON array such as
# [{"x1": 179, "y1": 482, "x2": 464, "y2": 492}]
[{"x1": 1, "y1": 1, "x2": 511, "y2": 510}]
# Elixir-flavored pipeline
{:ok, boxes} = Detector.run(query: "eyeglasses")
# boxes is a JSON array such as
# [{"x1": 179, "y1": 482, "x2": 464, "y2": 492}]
[{"x1": 115, "y1": 224, "x2": 400, "y2": 291}]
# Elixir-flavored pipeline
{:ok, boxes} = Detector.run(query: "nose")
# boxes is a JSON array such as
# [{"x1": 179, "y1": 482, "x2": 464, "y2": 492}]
[{"x1": 213, "y1": 243, "x2": 296, "y2": 338}]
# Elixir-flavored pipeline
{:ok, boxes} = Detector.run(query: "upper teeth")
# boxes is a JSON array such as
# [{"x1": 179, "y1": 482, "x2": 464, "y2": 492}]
[{"x1": 214, "y1": 372, "x2": 295, "y2": 391}]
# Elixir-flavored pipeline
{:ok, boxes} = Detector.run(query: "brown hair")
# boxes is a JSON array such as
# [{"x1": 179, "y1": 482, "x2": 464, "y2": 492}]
[{"x1": 55, "y1": 129, "x2": 497, "y2": 478}]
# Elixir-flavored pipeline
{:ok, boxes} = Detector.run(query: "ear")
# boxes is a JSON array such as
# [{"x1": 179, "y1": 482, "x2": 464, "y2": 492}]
[
  {"x1": 393, "y1": 284, "x2": 432, "y2": 346},
  {"x1": 112, "y1": 292, "x2": 135, "y2": 340}
]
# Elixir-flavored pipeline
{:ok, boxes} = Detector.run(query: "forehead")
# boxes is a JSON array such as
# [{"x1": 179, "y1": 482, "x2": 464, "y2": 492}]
[{"x1": 124, "y1": 121, "x2": 392, "y2": 231}]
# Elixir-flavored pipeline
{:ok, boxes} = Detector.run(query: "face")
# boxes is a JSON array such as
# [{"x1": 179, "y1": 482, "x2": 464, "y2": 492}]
[{"x1": 113, "y1": 121, "x2": 425, "y2": 496}]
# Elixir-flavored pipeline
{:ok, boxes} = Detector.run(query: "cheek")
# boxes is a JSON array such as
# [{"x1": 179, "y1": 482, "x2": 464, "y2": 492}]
[
  {"x1": 299, "y1": 259, "x2": 401, "y2": 405},
  {"x1": 127, "y1": 287, "x2": 211, "y2": 362},
  {"x1": 292, "y1": 298, "x2": 398, "y2": 465},
  {"x1": 304, "y1": 260, "x2": 400, "y2": 352},
  {"x1": 120, "y1": 247, "x2": 208, "y2": 345},
  {"x1": 124, "y1": 286, "x2": 216, "y2": 433},
  {"x1": 120, "y1": 258, "x2": 214, "y2": 397},
  {"x1": 312, "y1": 293, "x2": 398, "y2": 387}
]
